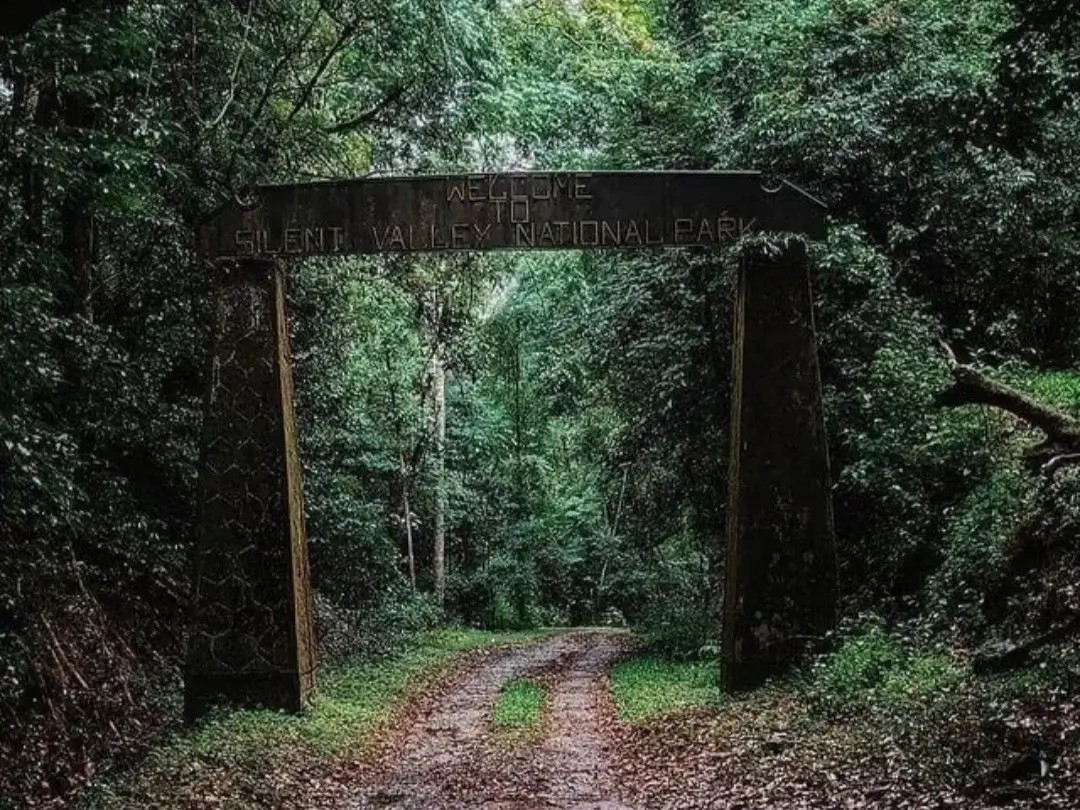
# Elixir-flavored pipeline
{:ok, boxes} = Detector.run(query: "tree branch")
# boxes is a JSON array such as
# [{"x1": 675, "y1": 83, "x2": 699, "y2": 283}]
[
  {"x1": 205, "y1": 0, "x2": 254, "y2": 129},
  {"x1": 936, "y1": 342, "x2": 1080, "y2": 470},
  {"x1": 221, "y1": 7, "x2": 323, "y2": 186},
  {"x1": 283, "y1": 12, "x2": 369, "y2": 128},
  {"x1": 1042, "y1": 453, "x2": 1080, "y2": 476},
  {"x1": 324, "y1": 84, "x2": 408, "y2": 134}
]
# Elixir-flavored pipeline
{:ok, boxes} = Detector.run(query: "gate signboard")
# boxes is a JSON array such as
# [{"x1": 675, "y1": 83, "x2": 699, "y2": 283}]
[{"x1": 198, "y1": 171, "x2": 825, "y2": 258}]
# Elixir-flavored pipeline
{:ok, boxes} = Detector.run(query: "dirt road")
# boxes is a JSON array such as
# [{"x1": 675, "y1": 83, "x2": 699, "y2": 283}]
[{"x1": 344, "y1": 629, "x2": 635, "y2": 810}]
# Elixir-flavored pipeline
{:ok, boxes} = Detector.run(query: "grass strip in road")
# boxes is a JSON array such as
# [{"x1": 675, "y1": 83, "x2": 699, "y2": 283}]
[
  {"x1": 82, "y1": 628, "x2": 548, "y2": 809},
  {"x1": 491, "y1": 678, "x2": 547, "y2": 741},
  {"x1": 610, "y1": 655, "x2": 720, "y2": 724}
]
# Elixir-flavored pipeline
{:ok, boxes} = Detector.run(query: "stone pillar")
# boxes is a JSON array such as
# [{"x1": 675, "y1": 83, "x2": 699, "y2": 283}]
[
  {"x1": 185, "y1": 258, "x2": 316, "y2": 721},
  {"x1": 722, "y1": 240, "x2": 838, "y2": 691}
]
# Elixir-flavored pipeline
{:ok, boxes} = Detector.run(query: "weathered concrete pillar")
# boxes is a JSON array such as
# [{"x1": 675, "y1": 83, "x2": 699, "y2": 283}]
[
  {"x1": 722, "y1": 240, "x2": 838, "y2": 691},
  {"x1": 185, "y1": 258, "x2": 316, "y2": 721}
]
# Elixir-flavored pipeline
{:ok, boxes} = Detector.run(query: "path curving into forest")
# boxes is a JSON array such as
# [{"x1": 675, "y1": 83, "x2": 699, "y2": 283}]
[{"x1": 343, "y1": 629, "x2": 636, "y2": 810}]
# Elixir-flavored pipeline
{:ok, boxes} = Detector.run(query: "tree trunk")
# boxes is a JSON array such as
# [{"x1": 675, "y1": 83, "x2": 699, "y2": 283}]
[
  {"x1": 15, "y1": 72, "x2": 53, "y2": 248},
  {"x1": 431, "y1": 351, "x2": 446, "y2": 607},
  {"x1": 59, "y1": 79, "x2": 95, "y2": 319},
  {"x1": 60, "y1": 197, "x2": 94, "y2": 320},
  {"x1": 512, "y1": 315, "x2": 525, "y2": 512},
  {"x1": 400, "y1": 456, "x2": 417, "y2": 592}
]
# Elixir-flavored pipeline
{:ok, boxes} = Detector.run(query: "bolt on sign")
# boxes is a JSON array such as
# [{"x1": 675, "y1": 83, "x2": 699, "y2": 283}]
[
  {"x1": 188, "y1": 171, "x2": 833, "y2": 719},
  {"x1": 198, "y1": 171, "x2": 826, "y2": 258}
]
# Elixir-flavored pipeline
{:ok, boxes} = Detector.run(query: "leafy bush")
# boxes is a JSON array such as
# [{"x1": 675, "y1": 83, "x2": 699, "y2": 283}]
[
  {"x1": 809, "y1": 616, "x2": 965, "y2": 715},
  {"x1": 1011, "y1": 369, "x2": 1080, "y2": 416},
  {"x1": 879, "y1": 654, "x2": 965, "y2": 703},
  {"x1": 814, "y1": 226, "x2": 997, "y2": 609},
  {"x1": 477, "y1": 550, "x2": 546, "y2": 630},
  {"x1": 930, "y1": 464, "x2": 1037, "y2": 624},
  {"x1": 635, "y1": 534, "x2": 716, "y2": 656},
  {"x1": 810, "y1": 617, "x2": 904, "y2": 710},
  {"x1": 351, "y1": 592, "x2": 445, "y2": 658}
]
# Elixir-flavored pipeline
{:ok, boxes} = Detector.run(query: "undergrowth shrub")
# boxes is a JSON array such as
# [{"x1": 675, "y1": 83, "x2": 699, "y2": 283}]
[
  {"x1": 352, "y1": 592, "x2": 444, "y2": 657},
  {"x1": 1007, "y1": 369, "x2": 1080, "y2": 415},
  {"x1": 814, "y1": 226, "x2": 996, "y2": 610},
  {"x1": 810, "y1": 616, "x2": 903, "y2": 709},
  {"x1": 484, "y1": 549, "x2": 545, "y2": 630},
  {"x1": 992, "y1": 467, "x2": 1080, "y2": 641},
  {"x1": 808, "y1": 615, "x2": 965, "y2": 716},
  {"x1": 449, "y1": 552, "x2": 559, "y2": 631},
  {"x1": 636, "y1": 535, "x2": 715, "y2": 656},
  {"x1": 932, "y1": 464, "x2": 1037, "y2": 619}
]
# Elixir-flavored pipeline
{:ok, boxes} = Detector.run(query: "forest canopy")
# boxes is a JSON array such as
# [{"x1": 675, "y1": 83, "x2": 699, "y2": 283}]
[{"x1": 1, "y1": 0, "x2": 1079, "y2": 806}]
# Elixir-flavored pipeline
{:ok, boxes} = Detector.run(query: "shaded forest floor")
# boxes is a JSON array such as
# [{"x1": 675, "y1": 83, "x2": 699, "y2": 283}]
[{"x1": 78, "y1": 630, "x2": 1080, "y2": 810}]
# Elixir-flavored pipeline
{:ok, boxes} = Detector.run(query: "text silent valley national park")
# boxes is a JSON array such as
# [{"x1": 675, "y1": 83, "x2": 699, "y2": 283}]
[{"x1": 229, "y1": 172, "x2": 760, "y2": 255}]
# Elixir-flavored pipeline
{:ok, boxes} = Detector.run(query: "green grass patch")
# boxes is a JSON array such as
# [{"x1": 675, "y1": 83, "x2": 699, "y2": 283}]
[
  {"x1": 610, "y1": 655, "x2": 720, "y2": 723},
  {"x1": 491, "y1": 678, "x2": 546, "y2": 735},
  {"x1": 82, "y1": 628, "x2": 548, "y2": 808},
  {"x1": 188, "y1": 628, "x2": 544, "y2": 761}
]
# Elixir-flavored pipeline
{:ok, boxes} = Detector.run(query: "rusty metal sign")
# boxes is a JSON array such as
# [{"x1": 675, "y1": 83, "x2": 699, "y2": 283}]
[{"x1": 198, "y1": 171, "x2": 826, "y2": 260}]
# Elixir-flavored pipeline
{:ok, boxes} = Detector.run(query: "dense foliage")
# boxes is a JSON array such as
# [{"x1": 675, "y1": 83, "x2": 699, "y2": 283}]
[{"x1": 1, "y1": 0, "x2": 1078, "y2": 805}]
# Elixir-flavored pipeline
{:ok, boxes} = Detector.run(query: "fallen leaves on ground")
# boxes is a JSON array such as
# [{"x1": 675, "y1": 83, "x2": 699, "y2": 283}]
[{"x1": 607, "y1": 677, "x2": 1080, "y2": 809}]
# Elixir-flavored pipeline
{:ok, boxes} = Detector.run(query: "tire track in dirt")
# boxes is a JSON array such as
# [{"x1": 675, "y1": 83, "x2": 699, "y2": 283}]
[{"x1": 344, "y1": 629, "x2": 635, "y2": 810}]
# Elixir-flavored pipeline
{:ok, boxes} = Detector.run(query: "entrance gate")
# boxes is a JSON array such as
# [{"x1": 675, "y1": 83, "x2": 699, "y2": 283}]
[{"x1": 188, "y1": 171, "x2": 835, "y2": 719}]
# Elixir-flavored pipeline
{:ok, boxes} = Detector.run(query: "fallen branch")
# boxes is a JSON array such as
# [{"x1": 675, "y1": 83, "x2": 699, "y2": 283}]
[
  {"x1": 42, "y1": 617, "x2": 90, "y2": 692},
  {"x1": 936, "y1": 342, "x2": 1080, "y2": 472},
  {"x1": 972, "y1": 615, "x2": 1080, "y2": 675},
  {"x1": 1042, "y1": 453, "x2": 1080, "y2": 476}
]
